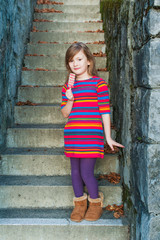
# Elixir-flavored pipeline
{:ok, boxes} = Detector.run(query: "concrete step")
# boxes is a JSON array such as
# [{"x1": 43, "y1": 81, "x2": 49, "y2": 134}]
[
  {"x1": 0, "y1": 209, "x2": 129, "y2": 240},
  {"x1": 14, "y1": 104, "x2": 112, "y2": 124},
  {"x1": 6, "y1": 125, "x2": 116, "y2": 148},
  {"x1": 0, "y1": 148, "x2": 119, "y2": 176},
  {"x1": 18, "y1": 86, "x2": 62, "y2": 104},
  {"x1": 21, "y1": 70, "x2": 109, "y2": 86},
  {"x1": 24, "y1": 56, "x2": 106, "y2": 70},
  {"x1": 34, "y1": 12, "x2": 101, "y2": 22},
  {"x1": 30, "y1": 31, "x2": 104, "y2": 44},
  {"x1": 18, "y1": 84, "x2": 110, "y2": 104},
  {"x1": 27, "y1": 43, "x2": 106, "y2": 56},
  {"x1": 0, "y1": 176, "x2": 122, "y2": 208},
  {"x1": 35, "y1": 4, "x2": 100, "y2": 14},
  {"x1": 39, "y1": 0, "x2": 100, "y2": 5},
  {"x1": 14, "y1": 104, "x2": 67, "y2": 124},
  {"x1": 33, "y1": 21, "x2": 103, "y2": 32}
]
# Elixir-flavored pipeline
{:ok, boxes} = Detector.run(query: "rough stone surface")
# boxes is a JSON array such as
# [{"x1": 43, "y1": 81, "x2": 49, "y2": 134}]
[
  {"x1": 101, "y1": 0, "x2": 160, "y2": 239},
  {"x1": 149, "y1": 215, "x2": 160, "y2": 240},
  {"x1": 132, "y1": 143, "x2": 160, "y2": 213},
  {"x1": 0, "y1": 0, "x2": 37, "y2": 150},
  {"x1": 134, "y1": 39, "x2": 160, "y2": 88},
  {"x1": 132, "y1": 88, "x2": 160, "y2": 143}
]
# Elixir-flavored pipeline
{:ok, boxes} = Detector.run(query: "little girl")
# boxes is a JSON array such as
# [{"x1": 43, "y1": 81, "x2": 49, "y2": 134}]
[{"x1": 61, "y1": 42, "x2": 124, "y2": 222}]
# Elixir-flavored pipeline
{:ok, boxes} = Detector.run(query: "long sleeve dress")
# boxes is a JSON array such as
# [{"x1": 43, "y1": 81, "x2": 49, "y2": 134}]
[{"x1": 61, "y1": 76, "x2": 111, "y2": 159}]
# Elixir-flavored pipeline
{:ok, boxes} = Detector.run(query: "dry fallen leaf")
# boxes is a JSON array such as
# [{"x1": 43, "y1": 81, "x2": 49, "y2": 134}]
[
  {"x1": 35, "y1": 68, "x2": 49, "y2": 71},
  {"x1": 37, "y1": 0, "x2": 63, "y2": 5},
  {"x1": 64, "y1": 41, "x2": 78, "y2": 44},
  {"x1": 35, "y1": 8, "x2": 63, "y2": 13},
  {"x1": 20, "y1": 85, "x2": 39, "y2": 88},
  {"x1": 93, "y1": 51, "x2": 106, "y2": 57},
  {"x1": 32, "y1": 26, "x2": 39, "y2": 32},
  {"x1": 107, "y1": 172, "x2": 121, "y2": 184},
  {"x1": 38, "y1": 41, "x2": 49, "y2": 44},
  {"x1": 105, "y1": 204, "x2": 124, "y2": 219},
  {"x1": 34, "y1": 19, "x2": 53, "y2": 22},
  {"x1": 37, "y1": 41, "x2": 59, "y2": 44},
  {"x1": 50, "y1": 41, "x2": 59, "y2": 44},
  {"x1": 22, "y1": 67, "x2": 33, "y2": 71},
  {"x1": 85, "y1": 20, "x2": 103, "y2": 23},
  {"x1": 16, "y1": 101, "x2": 38, "y2": 106},
  {"x1": 85, "y1": 29, "x2": 104, "y2": 33},
  {"x1": 87, "y1": 41, "x2": 105, "y2": 44},
  {"x1": 97, "y1": 68, "x2": 107, "y2": 71},
  {"x1": 97, "y1": 172, "x2": 121, "y2": 184},
  {"x1": 25, "y1": 54, "x2": 44, "y2": 56},
  {"x1": 104, "y1": 142, "x2": 120, "y2": 154}
]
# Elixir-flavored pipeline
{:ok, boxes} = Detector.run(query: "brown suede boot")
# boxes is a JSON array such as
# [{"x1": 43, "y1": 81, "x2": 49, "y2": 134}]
[
  {"x1": 84, "y1": 192, "x2": 104, "y2": 221},
  {"x1": 70, "y1": 193, "x2": 87, "y2": 222}
]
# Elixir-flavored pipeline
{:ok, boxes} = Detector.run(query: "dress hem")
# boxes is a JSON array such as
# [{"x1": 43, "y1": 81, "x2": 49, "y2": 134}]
[{"x1": 65, "y1": 152, "x2": 104, "y2": 159}]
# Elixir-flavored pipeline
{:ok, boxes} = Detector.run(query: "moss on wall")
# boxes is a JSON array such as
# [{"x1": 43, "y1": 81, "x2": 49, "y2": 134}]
[{"x1": 100, "y1": 0, "x2": 123, "y2": 71}]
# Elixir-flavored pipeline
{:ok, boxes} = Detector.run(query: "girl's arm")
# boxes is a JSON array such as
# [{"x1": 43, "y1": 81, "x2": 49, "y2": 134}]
[
  {"x1": 61, "y1": 88, "x2": 74, "y2": 118},
  {"x1": 102, "y1": 114, "x2": 124, "y2": 151}
]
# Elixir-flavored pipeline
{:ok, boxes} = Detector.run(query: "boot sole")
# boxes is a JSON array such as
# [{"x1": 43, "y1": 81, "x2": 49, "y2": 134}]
[
  {"x1": 70, "y1": 218, "x2": 84, "y2": 222},
  {"x1": 84, "y1": 217, "x2": 101, "y2": 221}
]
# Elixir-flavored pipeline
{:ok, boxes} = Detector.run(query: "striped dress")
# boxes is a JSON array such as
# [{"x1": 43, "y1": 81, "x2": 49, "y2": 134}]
[{"x1": 61, "y1": 76, "x2": 111, "y2": 159}]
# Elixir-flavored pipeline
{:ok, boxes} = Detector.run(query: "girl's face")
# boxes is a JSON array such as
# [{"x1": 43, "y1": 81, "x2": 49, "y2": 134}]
[{"x1": 69, "y1": 50, "x2": 91, "y2": 80}]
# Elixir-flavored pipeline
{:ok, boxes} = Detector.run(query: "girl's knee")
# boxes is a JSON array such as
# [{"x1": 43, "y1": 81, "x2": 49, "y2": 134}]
[{"x1": 71, "y1": 169, "x2": 81, "y2": 178}]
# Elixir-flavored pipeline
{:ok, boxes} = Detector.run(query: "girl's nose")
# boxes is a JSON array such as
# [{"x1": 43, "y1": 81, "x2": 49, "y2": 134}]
[{"x1": 73, "y1": 61, "x2": 78, "y2": 67}]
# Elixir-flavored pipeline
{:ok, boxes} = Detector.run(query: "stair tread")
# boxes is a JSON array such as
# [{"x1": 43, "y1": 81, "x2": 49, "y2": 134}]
[
  {"x1": 0, "y1": 175, "x2": 121, "y2": 187},
  {"x1": 1, "y1": 147, "x2": 117, "y2": 156},
  {"x1": 15, "y1": 103, "x2": 61, "y2": 107},
  {"x1": 10, "y1": 124, "x2": 65, "y2": 129},
  {"x1": 1, "y1": 147, "x2": 64, "y2": 155},
  {"x1": 9, "y1": 124, "x2": 116, "y2": 130},
  {"x1": 0, "y1": 208, "x2": 128, "y2": 226}
]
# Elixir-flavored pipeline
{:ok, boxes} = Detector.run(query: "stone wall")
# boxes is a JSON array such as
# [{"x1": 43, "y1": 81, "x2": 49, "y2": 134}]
[
  {"x1": 101, "y1": 0, "x2": 160, "y2": 239},
  {"x1": 0, "y1": 0, "x2": 37, "y2": 150}
]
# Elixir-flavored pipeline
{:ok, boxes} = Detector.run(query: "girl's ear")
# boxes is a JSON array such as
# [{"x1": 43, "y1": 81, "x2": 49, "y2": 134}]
[{"x1": 87, "y1": 60, "x2": 90, "y2": 66}]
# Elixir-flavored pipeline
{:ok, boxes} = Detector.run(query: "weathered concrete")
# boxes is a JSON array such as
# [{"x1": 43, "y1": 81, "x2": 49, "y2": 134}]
[
  {"x1": 0, "y1": 176, "x2": 122, "y2": 208},
  {"x1": 24, "y1": 55, "x2": 106, "y2": 70},
  {"x1": 54, "y1": 0, "x2": 100, "y2": 5},
  {"x1": 6, "y1": 127, "x2": 116, "y2": 148},
  {"x1": 30, "y1": 31, "x2": 104, "y2": 43},
  {"x1": 21, "y1": 70, "x2": 109, "y2": 86},
  {"x1": 14, "y1": 105, "x2": 112, "y2": 124},
  {"x1": 0, "y1": 221, "x2": 129, "y2": 240},
  {"x1": 18, "y1": 86, "x2": 62, "y2": 104},
  {"x1": 34, "y1": 12, "x2": 101, "y2": 22},
  {"x1": 14, "y1": 105, "x2": 68, "y2": 124},
  {"x1": 27, "y1": 43, "x2": 106, "y2": 56},
  {"x1": 33, "y1": 22, "x2": 103, "y2": 32},
  {"x1": 36, "y1": 4, "x2": 100, "y2": 13},
  {"x1": 18, "y1": 84, "x2": 109, "y2": 103},
  {"x1": 1, "y1": 149, "x2": 119, "y2": 176}
]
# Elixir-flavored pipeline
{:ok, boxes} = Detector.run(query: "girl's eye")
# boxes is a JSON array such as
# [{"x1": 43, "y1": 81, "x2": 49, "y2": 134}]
[{"x1": 78, "y1": 59, "x2": 82, "y2": 61}]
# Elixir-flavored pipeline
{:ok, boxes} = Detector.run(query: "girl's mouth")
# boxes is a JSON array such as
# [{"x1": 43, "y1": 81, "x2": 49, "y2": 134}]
[{"x1": 74, "y1": 68, "x2": 80, "y2": 70}]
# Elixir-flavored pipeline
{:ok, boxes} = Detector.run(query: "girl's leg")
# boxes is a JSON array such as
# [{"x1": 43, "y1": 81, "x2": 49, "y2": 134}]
[
  {"x1": 70, "y1": 157, "x2": 84, "y2": 197},
  {"x1": 80, "y1": 158, "x2": 99, "y2": 199}
]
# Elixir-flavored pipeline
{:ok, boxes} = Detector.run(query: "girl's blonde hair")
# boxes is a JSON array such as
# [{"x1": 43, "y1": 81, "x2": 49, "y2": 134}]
[{"x1": 65, "y1": 42, "x2": 98, "y2": 83}]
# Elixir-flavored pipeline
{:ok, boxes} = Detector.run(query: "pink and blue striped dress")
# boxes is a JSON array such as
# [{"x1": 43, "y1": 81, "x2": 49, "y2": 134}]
[{"x1": 61, "y1": 76, "x2": 111, "y2": 159}]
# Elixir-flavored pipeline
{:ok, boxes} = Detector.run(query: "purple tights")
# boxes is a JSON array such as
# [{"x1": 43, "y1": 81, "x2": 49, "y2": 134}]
[{"x1": 70, "y1": 157, "x2": 99, "y2": 199}]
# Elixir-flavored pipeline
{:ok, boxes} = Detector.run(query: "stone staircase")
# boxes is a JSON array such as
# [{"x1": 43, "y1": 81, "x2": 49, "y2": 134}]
[{"x1": 0, "y1": 0, "x2": 129, "y2": 239}]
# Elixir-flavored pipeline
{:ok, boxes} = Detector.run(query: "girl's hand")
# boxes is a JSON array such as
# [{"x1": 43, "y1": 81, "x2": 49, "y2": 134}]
[
  {"x1": 106, "y1": 137, "x2": 125, "y2": 151},
  {"x1": 65, "y1": 88, "x2": 74, "y2": 101}
]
